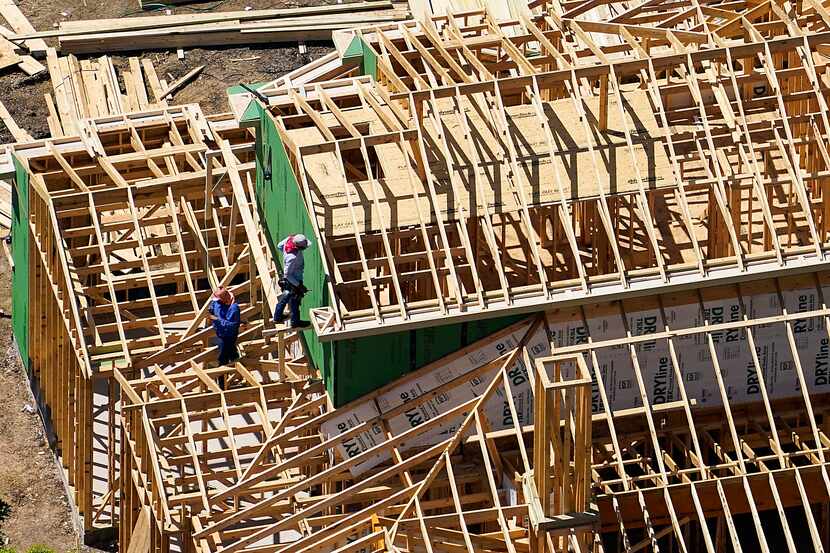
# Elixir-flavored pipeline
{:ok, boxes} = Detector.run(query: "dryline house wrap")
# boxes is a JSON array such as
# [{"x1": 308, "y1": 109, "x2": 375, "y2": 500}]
[{"x1": 323, "y1": 276, "x2": 830, "y2": 476}]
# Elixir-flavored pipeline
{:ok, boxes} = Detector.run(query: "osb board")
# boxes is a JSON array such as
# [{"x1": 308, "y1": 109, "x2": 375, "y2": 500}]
[{"x1": 295, "y1": 89, "x2": 674, "y2": 237}]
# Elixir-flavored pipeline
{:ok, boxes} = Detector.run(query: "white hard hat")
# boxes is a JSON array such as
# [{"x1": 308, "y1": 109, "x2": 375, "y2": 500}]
[{"x1": 293, "y1": 234, "x2": 309, "y2": 248}]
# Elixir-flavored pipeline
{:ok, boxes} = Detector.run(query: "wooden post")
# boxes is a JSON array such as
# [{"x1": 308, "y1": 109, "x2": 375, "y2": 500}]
[{"x1": 531, "y1": 354, "x2": 594, "y2": 552}]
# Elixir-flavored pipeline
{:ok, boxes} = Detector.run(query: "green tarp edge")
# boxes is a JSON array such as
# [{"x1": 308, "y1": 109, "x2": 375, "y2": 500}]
[{"x1": 11, "y1": 155, "x2": 29, "y2": 372}]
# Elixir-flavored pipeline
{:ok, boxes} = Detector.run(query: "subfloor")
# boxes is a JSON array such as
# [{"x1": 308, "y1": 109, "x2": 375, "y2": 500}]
[{"x1": 0, "y1": 0, "x2": 334, "y2": 143}]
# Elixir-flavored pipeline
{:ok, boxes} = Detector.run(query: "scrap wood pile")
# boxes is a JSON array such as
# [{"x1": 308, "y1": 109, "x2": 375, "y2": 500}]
[
  {"x1": 45, "y1": 50, "x2": 175, "y2": 137},
  {"x1": 10, "y1": 1, "x2": 408, "y2": 55}
]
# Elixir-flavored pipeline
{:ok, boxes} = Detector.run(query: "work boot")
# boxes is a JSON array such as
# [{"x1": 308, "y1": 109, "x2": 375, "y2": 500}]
[{"x1": 291, "y1": 320, "x2": 311, "y2": 329}]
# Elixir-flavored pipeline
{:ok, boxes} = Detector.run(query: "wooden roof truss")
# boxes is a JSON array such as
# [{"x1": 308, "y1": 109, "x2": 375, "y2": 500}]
[
  {"x1": 117, "y1": 269, "x2": 830, "y2": 553},
  {"x1": 119, "y1": 317, "x2": 597, "y2": 553},
  {"x1": 14, "y1": 105, "x2": 273, "y2": 373},
  {"x1": 253, "y1": 0, "x2": 830, "y2": 341}
]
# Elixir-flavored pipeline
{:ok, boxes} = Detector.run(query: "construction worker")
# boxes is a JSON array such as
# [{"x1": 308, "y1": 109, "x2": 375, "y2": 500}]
[
  {"x1": 209, "y1": 286, "x2": 241, "y2": 365},
  {"x1": 273, "y1": 233, "x2": 311, "y2": 328}
]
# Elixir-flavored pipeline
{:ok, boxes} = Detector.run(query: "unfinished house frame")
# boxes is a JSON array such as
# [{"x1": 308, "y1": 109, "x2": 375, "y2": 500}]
[
  {"x1": 14, "y1": 0, "x2": 830, "y2": 550},
  {"x1": 117, "y1": 269, "x2": 830, "y2": 553},
  {"x1": 244, "y1": 0, "x2": 830, "y2": 342},
  {"x1": 185, "y1": 0, "x2": 830, "y2": 549},
  {"x1": 117, "y1": 315, "x2": 596, "y2": 553},
  {"x1": 9, "y1": 104, "x2": 282, "y2": 531}
]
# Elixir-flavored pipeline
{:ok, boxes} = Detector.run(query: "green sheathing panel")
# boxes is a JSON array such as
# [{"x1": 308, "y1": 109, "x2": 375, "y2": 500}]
[
  {"x1": 413, "y1": 325, "x2": 462, "y2": 368},
  {"x1": 229, "y1": 82, "x2": 271, "y2": 128},
  {"x1": 342, "y1": 35, "x2": 377, "y2": 78},
  {"x1": 240, "y1": 100, "x2": 262, "y2": 127},
  {"x1": 11, "y1": 156, "x2": 29, "y2": 371},
  {"x1": 332, "y1": 313, "x2": 527, "y2": 406},
  {"x1": 254, "y1": 105, "x2": 334, "y2": 393},
  {"x1": 466, "y1": 315, "x2": 528, "y2": 342},
  {"x1": 333, "y1": 333, "x2": 411, "y2": 406}
]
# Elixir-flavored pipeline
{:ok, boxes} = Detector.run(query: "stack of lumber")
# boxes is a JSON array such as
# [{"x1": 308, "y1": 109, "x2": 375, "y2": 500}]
[
  {"x1": 46, "y1": 49, "x2": 169, "y2": 136},
  {"x1": 11, "y1": 1, "x2": 408, "y2": 55},
  {"x1": 409, "y1": 0, "x2": 522, "y2": 21},
  {"x1": 0, "y1": 0, "x2": 44, "y2": 75}
]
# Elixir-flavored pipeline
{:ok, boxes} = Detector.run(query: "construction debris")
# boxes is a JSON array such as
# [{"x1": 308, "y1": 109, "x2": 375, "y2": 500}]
[
  {"x1": 0, "y1": 30, "x2": 44, "y2": 75},
  {"x1": 45, "y1": 49, "x2": 168, "y2": 136},
  {"x1": 159, "y1": 64, "x2": 203, "y2": 99},
  {"x1": 0, "y1": 100, "x2": 32, "y2": 142},
  {"x1": 0, "y1": 0, "x2": 46, "y2": 56}
]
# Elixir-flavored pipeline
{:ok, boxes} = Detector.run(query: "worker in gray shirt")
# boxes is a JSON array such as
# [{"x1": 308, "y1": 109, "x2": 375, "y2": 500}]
[{"x1": 273, "y1": 233, "x2": 311, "y2": 328}]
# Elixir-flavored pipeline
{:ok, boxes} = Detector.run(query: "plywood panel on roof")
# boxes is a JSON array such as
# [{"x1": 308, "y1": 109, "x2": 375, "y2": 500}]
[{"x1": 296, "y1": 89, "x2": 673, "y2": 237}]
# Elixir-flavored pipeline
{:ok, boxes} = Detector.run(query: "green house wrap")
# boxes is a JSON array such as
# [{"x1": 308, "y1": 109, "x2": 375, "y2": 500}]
[
  {"x1": 252, "y1": 102, "x2": 335, "y2": 394},
  {"x1": 11, "y1": 155, "x2": 29, "y2": 372}
]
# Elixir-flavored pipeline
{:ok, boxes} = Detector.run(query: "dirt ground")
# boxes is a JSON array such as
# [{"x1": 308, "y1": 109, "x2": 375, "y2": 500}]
[
  {"x1": 0, "y1": 255, "x2": 81, "y2": 553},
  {"x1": 0, "y1": 0, "x2": 335, "y2": 548},
  {"x1": 0, "y1": 0, "x2": 334, "y2": 143}
]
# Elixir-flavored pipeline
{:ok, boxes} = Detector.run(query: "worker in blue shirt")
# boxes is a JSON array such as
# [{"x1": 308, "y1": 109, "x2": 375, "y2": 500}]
[
  {"x1": 209, "y1": 286, "x2": 241, "y2": 365},
  {"x1": 273, "y1": 233, "x2": 311, "y2": 328}
]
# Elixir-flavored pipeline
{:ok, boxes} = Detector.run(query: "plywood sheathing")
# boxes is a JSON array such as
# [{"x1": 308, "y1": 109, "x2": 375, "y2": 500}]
[{"x1": 294, "y1": 88, "x2": 671, "y2": 235}]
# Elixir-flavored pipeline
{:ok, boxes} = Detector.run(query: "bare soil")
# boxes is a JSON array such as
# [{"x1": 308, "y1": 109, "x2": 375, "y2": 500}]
[{"x1": 0, "y1": 0, "x2": 334, "y2": 143}]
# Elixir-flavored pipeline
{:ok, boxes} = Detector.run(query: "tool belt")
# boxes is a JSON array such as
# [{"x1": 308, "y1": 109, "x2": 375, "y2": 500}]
[{"x1": 278, "y1": 278, "x2": 308, "y2": 297}]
